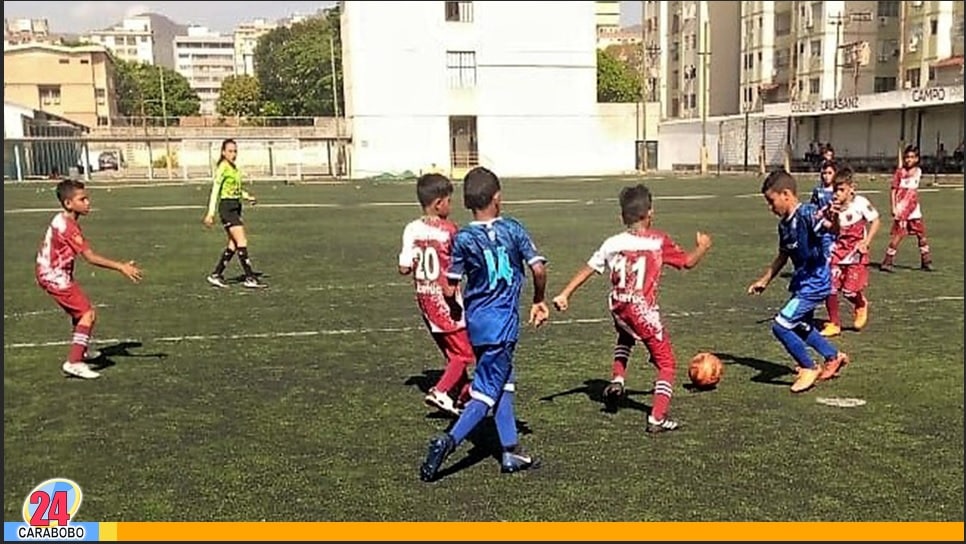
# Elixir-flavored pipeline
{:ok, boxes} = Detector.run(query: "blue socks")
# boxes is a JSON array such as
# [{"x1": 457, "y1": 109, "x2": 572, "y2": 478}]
[
  {"x1": 448, "y1": 399, "x2": 487, "y2": 445},
  {"x1": 494, "y1": 391, "x2": 518, "y2": 449},
  {"x1": 772, "y1": 321, "x2": 839, "y2": 368},
  {"x1": 447, "y1": 392, "x2": 519, "y2": 450}
]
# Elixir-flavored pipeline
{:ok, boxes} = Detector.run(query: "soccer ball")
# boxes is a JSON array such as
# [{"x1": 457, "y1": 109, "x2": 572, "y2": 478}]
[{"x1": 688, "y1": 352, "x2": 723, "y2": 390}]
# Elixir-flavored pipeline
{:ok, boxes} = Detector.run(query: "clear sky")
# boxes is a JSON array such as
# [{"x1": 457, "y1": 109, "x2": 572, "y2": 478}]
[{"x1": 3, "y1": 1, "x2": 644, "y2": 34}]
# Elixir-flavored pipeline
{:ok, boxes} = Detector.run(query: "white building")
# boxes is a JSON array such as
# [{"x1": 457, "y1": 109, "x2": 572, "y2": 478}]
[
  {"x1": 173, "y1": 26, "x2": 236, "y2": 115},
  {"x1": 341, "y1": 0, "x2": 637, "y2": 178},
  {"x1": 83, "y1": 15, "x2": 182, "y2": 69},
  {"x1": 233, "y1": 18, "x2": 277, "y2": 77}
]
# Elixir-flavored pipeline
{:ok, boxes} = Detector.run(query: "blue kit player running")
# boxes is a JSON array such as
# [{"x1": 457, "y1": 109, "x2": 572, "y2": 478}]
[
  {"x1": 420, "y1": 166, "x2": 550, "y2": 482},
  {"x1": 747, "y1": 170, "x2": 850, "y2": 393}
]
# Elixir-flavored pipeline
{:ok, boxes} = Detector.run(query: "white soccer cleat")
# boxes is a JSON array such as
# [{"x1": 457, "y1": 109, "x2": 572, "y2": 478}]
[
  {"x1": 424, "y1": 388, "x2": 460, "y2": 416},
  {"x1": 62, "y1": 361, "x2": 101, "y2": 380},
  {"x1": 207, "y1": 274, "x2": 229, "y2": 288}
]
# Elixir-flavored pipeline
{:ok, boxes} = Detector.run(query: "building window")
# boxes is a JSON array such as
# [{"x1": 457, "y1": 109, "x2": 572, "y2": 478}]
[
  {"x1": 446, "y1": 51, "x2": 477, "y2": 88},
  {"x1": 809, "y1": 78, "x2": 820, "y2": 94},
  {"x1": 907, "y1": 68, "x2": 921, "y2": 88},
  {"x1": 58, "y1": 58, "x2": 69, "y2": 64},
  {"x1": 930, "y1": 19, "x2": 938, "y2": 35},
  {"x1": 96, "y1": 88, "x2": 107, "y2": 106},
  {"x1": 878, "y1": 39, "x2": 898, "y2": 62},
  {"x1": 97, "y1": 116, "x2": 110, "y2": 126},
  {"x1": 39, "y1": 85, "x2": 61, "y2": 106},
  {"x1": 874, "y1": 76, "x2": 897, "y2": 93},
  {"x1": 445, "y1": 1, "x2": 473, "y2": 23},
  {"x1": 80, "y1": 58, "x2": 90, "y2": 64},
  {"x1": 810, "y1": 39, "x2": 822, "y2": 57},
  {"x1": 877, "y1": 1, "x2": 899, "y2": 18}
]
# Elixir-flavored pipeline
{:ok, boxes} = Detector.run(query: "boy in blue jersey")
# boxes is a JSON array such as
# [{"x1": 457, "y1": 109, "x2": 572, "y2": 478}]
[
  {"x1": 747, "y1": 170, "x2": 850, "y2": 392},
  {"x1": 419, "y1": 166, "x2": 550, "y2": 482}
]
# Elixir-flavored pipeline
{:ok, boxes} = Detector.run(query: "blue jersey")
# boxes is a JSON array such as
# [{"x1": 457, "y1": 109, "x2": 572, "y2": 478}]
[
  {"x1": 810, "y1": 183, "x2": 836, "y2": 251},
  {"x1": 777, "y1": 203, "x2": 831, "y2": 297},
  {"x1": 447, "y1": 217, "x2": 546, "y2": 346},
  {"x1": 810, "y1": 183, "x2": 834, "y2": 210}
]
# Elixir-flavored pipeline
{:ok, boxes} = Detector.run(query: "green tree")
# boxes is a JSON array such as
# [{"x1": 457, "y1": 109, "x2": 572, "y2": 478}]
[
  {"x1": 597, "y1": 48, "x2": 641, "y2": 103},
  {"x1": 253, "y1": 5, "x2": 343, "y2": 117},
  {"x1": 216, "y1": 75, "x2": 262, "y2": 116},
  {"x1": 113, "y1": 59, "x2": 201, "y2": 118}
]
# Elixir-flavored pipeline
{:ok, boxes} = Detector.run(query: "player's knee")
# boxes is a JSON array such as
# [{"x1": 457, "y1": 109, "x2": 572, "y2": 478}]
[
  {"x1": 80, "y1": 308, "x2": 96, "y2": 326},
  {"x1": 771, "y1": 319, "x2": 792, "y2": 337}
]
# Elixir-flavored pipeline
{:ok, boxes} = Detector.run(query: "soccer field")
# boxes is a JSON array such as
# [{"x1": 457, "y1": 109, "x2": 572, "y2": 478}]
[{"x1": 3, "y1": 176, "x2": 964, "y2": 522}]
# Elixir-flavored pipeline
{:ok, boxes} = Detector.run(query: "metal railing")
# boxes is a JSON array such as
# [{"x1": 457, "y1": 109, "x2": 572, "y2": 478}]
[{"x1": 105, "y1": 116, "x2": 319, "y2": 128}]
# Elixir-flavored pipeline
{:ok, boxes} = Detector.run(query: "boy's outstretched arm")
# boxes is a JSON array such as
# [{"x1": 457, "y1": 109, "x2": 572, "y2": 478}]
[
  {"x1": 683, "y1": 231, "x2": 713, "y2": 269},
  {"x1": 80, "y1": 248, "x2": 142, "y2": 283},
  {"x1": 529, "y1": 261, "x2": 549, "y2": 327},
  {"x1": 747, "y1": 252, "x2": 788, "y2": 294},
  {"x1": 552, "y1": 265, "x2": 595, "y2": 312}
]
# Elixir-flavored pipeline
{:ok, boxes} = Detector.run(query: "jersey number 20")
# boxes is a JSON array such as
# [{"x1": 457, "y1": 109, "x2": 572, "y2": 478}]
[{"x1": 414, "y1": 246, "x2": 440, "y2": 281}]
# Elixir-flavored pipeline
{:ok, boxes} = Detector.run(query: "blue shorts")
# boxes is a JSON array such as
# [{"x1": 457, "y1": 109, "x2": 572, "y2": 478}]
[
  {"x1": 469, "y1": 343, "x2": 516, "y2": 407},
  {"x1": 774, "y1": 293, "x2": 826, "y2": 329}
]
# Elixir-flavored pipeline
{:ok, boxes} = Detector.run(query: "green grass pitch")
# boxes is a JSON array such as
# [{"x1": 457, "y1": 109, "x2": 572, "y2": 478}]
[{"x1": 3, "y1": 176, "x2": 963, "y2": 521}]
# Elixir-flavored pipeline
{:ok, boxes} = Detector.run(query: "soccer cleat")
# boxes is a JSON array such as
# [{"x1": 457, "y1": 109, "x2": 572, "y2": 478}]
[
  {"x1": 790, "y1": 366, "x2": 821, "y2": 393},
  {"x1": 603, "y1": 380, "x2": 625, "y2": 412},
  {"x1": 879, "y1": 263, "x2": 894, "y2": 273},
  {"x1": 921, "y1": 262, "x2": 935, "y2": 272},
  {"x1": 424, "y1": 388, "x2": 460, "y2": 416},
  {"x1": 242, "y1": 277, "x2": 267, "y2": 289},
  {"x1": 419, "y1": 433, "x2": 455, "y2": 482},
  {"x1": 62, "y1": 361, "x2": 101, "y2": 380},
  {"x1": 645, "y1": 415, "x2": 680, "y2": 434},
  {"x1": 500, "y1": 448, "x2": 540, "y2": 474},
  {"x1": 83, "y1": 349, "x2": 102, "y2": 361},
  {"x1": 206, "y1": 274, "x2": 229, "y2": 288},
  {"x1": 820, "y1": 322, "x2": 842, "y2": 337},
  {"x1": 818, "y1": 352, "x2": 850, "y2": 381},
  {"x1": 853, "y1": 303, "x2": 869, "y2": 330}
]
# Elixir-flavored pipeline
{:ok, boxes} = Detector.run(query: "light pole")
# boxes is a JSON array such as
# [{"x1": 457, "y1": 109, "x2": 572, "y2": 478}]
[
  {"x1": 158, "y1": 65, "x2": 173, "y2": 179},
  {"x1": 698, "y1": 17, "x2": 711, "y2": 175}
]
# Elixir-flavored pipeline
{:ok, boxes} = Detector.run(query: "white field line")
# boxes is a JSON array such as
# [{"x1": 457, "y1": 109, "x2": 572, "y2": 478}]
[
  {"x1": 6, "y1": 186, "x2": 962, "y2": 215},
  {"x1": 4, "y1": 296, "x2": 961, "y2": 350},
  {"x1": 4, "y1": 304, "x2": 109, "y2": 320}
]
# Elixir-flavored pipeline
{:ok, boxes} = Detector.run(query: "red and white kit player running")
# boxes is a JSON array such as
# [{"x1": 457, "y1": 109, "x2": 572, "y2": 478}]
[
  {"x1": 819, "y1": 168, "x2": 881, "y2": 338},
  {"x1": 553, "y1": 184, "x2": 712, "y2": 433},
  {"x1": 35, "y1": 179, "x2": 142, "y2": 379},
  {"x1": 398, "y1": 174, "x2": 474, "y2": 416},
  {"x1": 880, "y1": 145, "x2": 934, "y2": 272}
]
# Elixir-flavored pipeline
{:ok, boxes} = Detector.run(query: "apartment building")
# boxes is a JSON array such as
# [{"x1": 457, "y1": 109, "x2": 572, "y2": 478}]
[
  {"x1": 3, "y1": 43, "x2": 116, "y2": 127},
  {"x1": 173, "y1": 26, "x2": 235, "y2": 115},
  {"x1": 644, "y1": 0, "x2": 741, "y2": 119},
  {"x1": 342, "y1": 1, "x2": 632, "y2": 177},
  {"x1": 82, "y1": 14, "x2": 182, "y2": 68},
  {"x1": 595, "y1": 0, "x2": 622, "y2": 34},
  {"x1": 902, "y1": 0, "x2": 964, "y2": 87},
  {"x1": 739, "y1": 1, "x2": 962, "y2": 111},
  {"x1": 233, "y1": 18, "x2": 277, "y2": 76},
  {"x1": 4, "y1": 18, "x2": 50, "y2": 45}
]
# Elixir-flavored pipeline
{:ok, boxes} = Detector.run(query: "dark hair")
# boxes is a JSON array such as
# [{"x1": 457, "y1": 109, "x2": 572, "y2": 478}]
[
  {"x1": 823, "y1": 144, "x2": 835, "y2": 154},
  {"x1": 55, "y1": 179, "x2": 85, "y2": 207},
  {"x1": 820, "y1": 160, "x2": 837, "y2": 172},
  {"x1": 832, "y1": 166, "x2": 855, "y2": 186},
  {"x1": 903, "y1": 145, "x2": 920, "y2": 157},
  {"x1": 463, "y1": 166, "x2": 501, "y2": 211},
  {"x1": 416, "y1": 173, "x2": 453, "y2": 208},
  {"x1": 618, "y1": 184, "x2": 653, "y2": 226},
  {"x1": 761, "y1": 169, "x2": 797, "y2": 194},
  {"x1": 216, "y1": 139, "x2": 237, "y2": 167}
]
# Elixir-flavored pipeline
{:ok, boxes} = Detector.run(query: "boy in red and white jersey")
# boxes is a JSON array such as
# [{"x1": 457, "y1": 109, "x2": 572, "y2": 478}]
[
  {"x1": 880, "y1": 145, "x2": 934, "y2": 272},
  {"x1": 399, "y1": 174, "x2": 474, "y2": 416}
]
